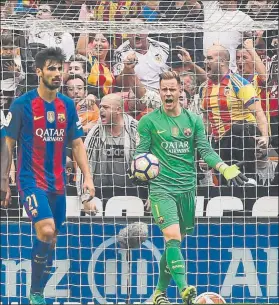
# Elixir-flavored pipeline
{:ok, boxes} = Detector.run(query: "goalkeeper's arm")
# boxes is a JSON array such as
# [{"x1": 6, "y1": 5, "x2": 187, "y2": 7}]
[{"x1": 194, "y1": 115, "x2": 248, "y2": 186}]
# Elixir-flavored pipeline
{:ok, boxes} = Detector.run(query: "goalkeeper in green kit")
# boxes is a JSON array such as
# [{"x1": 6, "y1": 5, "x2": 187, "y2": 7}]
[{"x1": 131, "y1": 71, "x2": 248, "y2": 304}]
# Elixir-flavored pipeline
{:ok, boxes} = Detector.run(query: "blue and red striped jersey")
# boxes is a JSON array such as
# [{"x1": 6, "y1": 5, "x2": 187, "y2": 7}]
[{"x1": 5, "y1": 89, "x2": 83, "y2": 193}]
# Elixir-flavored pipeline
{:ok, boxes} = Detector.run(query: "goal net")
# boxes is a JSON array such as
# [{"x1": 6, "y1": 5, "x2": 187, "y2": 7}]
[{"x1": 0, "y1": 1, "x2": 278, "y2": 304}]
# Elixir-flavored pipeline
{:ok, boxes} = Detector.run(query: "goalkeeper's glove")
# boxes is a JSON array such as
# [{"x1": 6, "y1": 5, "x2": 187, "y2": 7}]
[
  {"x1": 218, "y1": 162, "x2": 249, "y2": 186},
  {"x1": 127, "y1": 168, "x2": 149, "y2": 186}
]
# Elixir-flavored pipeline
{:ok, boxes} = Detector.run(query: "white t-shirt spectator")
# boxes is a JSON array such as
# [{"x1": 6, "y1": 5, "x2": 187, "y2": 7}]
[
  {"x1": 113, "y1": 38, "x2": 169, "y2": 90},
  {"x1": 203, "y1": 2, "x2": 254, "y2": 72},
  {"x1": 1, "y1": 55, "x2": 25, "y2": 91},
  {"x1": 28, "y1": 30, "x2": 75, "y2": 61}
]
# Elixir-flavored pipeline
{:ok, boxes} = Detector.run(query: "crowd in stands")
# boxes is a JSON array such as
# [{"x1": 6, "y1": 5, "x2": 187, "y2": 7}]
[{"x1": 1, "y1": 0, "x2": 278, "y2": 215}]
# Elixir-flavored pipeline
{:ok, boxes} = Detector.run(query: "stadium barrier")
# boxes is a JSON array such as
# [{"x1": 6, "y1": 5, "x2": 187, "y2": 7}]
[{"x1": 1, "y1": 217, "x2": 278, "y2": 304}]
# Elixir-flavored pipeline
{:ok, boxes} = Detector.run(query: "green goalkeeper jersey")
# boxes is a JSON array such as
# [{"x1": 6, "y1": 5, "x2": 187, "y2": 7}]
[{"x1": 135, "y1": 107, "x2": 223, "y2": 193}]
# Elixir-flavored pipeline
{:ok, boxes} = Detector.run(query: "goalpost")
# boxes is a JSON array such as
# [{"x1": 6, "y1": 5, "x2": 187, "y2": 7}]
[{"x1": 0, "y1": 1, "x2": 278, "y2": 304}]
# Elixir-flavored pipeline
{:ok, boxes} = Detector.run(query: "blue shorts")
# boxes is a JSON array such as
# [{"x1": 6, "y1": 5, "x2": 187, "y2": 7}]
[{"x1": 20, "y1": 187, "x2": 66, "y2": 231}]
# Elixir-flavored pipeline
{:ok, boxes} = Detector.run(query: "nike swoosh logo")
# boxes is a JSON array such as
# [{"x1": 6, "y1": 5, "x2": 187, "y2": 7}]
[
  {"x1": 157, "y1": 130, "x2": 166, "y2": 134},
  {"x1": 34, "y1": 116, "x2": 44, "y2": 121}
]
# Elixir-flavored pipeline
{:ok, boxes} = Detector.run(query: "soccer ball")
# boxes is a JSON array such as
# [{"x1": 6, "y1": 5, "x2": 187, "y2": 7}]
[
  {"x1": 131, "y1": 153, "x2": 160, "y2": 182},
  {"x1": 195, "y1": 292, "x2": 226, "y2": 304}
]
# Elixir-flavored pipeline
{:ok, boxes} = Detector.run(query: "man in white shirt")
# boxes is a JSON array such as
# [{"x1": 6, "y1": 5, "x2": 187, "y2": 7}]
[
  {"x1": 113, "y1": 14, "x2": 170, "y2": 91},
  {"x1": 203, "y1": 0, "x2": 254, "y2": 72},
  {"x1": 0, "y1": 35, "x2": 25, "y2": 100},
  {"x1": 28, "y1": 4, "x2": 75, "y2": 61}
]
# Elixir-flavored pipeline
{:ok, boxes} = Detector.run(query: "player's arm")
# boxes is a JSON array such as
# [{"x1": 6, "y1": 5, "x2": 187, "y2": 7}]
[
  {"x1": 1, "y1": 136, "x2": 15, "y2": 207},
  {"x1": 0, "y1": 111, "x2": 10, "y2": 202},
  {"x1": 68, "y1": 103, "x2": 95, "y2": 202},
  {"x1": 238, "y1": 83, "x2": 269, "y2": 148},
  {"x1": 194, "y1": 115, "x2": 223, "y2": 168},
  {"x1": 194, "y1": 115, "x2": 248, "y2": 186},
  {"x1": 1, "y1": 101, "x2": 23, "y2": 206}
]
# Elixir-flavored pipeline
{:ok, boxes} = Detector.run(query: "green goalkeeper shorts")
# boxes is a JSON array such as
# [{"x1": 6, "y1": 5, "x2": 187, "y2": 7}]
[{"x1": 149, "y1": 190, "x2": 196, "y2": 235}]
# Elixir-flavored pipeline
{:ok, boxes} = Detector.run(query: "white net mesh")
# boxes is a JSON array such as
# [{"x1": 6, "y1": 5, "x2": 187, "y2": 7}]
[{"x1": 0, "y1": 0, "x2": 278, "y2": 304}]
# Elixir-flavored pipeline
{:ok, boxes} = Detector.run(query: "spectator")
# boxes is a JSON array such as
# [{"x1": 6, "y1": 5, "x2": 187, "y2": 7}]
[
  {"x1": 67, "y1": 54, "x2": 91, "y2": 80},
  {"x1": 63, "y1": 54, "x2": 91, "y2": 87},
  {"x1": 141, "y1": 1, "x2": 163, "y2": 21},
  {"x1": 28, "y1": 42, "x2": 47, "y2": 60},
  {"x1": 203, "y1": 0, "x2": 254, "y2": 72},
  {"x1": 267, "y1": 51, "x2": 278, "y2": 154},
  {"x1": 236, "y1": 38, "x2": 278, "y2": 154},
  {"x1": 115, "y1": 50, "x2": 162, "y2": 108},
  {"x1": 1, "y1": 1, "x2": 15, "y2": 19},
  {"x1": 179, "y1": 88, "x2": 192, "y2": 110},
  {"x1": 122, "y1": 89, "x2": 156, "y2": 121},
  {"x1": 28, "y1": 3, "x2": 75, "y2": 61},
  {"x1": 16, "y1": 43, "x2": 47, "y2": 96},
  {"x1": 66, "y1": 156, "x2": 75, "y2": 186},
  {"x1": 78, "y1": 1, "x2": 141, "y2": 48},
  {"x1": 159, "y1": 0, "x2": 205, "y2": 67},
  {"x1": 170, "y1": 46, "x2": 205, "y2": 113},
  {"x1": 244, "y1": 0, "x2": 278, "y2": 21},
  {"x1": 256, "y1": 154, "x2": 278, "y2": 187},
  {"x1": 180, "y1": 71, "x2": 197, "y2": 99},
  {"x1": 200, "y1": 44, "x2": 269, "y2": 182},
  {"x1": 0, "y1": 35, "x2": 25, "y2": 112},
  {"x1": 171, "y1": 46, "x2": 206, "y2": 84},
  {"x1": 77, "y1": 33, "x2": 115, "y2": 98},
  {"x1": 236, "y1": 39, "x2": 268, "y2": 114},
  {"x1": 65, "y1": 74, "x2": 99, "y2": 134},
  {"x1": 113, "y1": 14, "x2": 170, "y2": 92},
  {"x1": 53, "y1": 0, "x2": 84, "y2": 20},
  {"x1": 89, "y1": 1, "x2": 141, "y2": 22},
  {"x1": 77, "y1": 93, "x2": 147, "y2": 212},
  {"x1": 14, "y1": 0, "x2": 37, "y2": 14}
]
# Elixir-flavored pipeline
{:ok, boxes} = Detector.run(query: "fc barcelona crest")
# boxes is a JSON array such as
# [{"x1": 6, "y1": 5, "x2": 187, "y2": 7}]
[
  {"x1": 172, "y1": 127, "x2": 179, "y2": 137},
  {"x1": 47, "y1": 111, "x2": 55, "y2": 123},
  {"x1": 58, "y1": 113, "x2": 66, "y2": 123},
  {"x1": 184, "y1": 128, "x2": 192, "y2": 137}
]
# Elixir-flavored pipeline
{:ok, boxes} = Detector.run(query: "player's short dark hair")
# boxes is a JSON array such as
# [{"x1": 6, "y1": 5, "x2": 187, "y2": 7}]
[
  {"x1": 159, "y1": 71, "x2": 181, "y2": 85},
  {"x1": 35, "y1": 47, "x2": 66, "y2": 70},
  {"x1": 66, "y1": 74, "x2": 87, "y2": 87}
]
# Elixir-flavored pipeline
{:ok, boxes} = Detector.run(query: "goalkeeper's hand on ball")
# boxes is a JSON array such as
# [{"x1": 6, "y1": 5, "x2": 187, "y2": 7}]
[
  {"x1": 218, "y1": 162, "x2": 249, "y2": 186},
  {"x1": 127, "y1": 168, "x2": 149, "y2": 186}
]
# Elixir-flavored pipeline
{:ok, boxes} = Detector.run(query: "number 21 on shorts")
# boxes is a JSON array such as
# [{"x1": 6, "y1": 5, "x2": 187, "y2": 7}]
[{"x1": 26, "y1": 194, "x2": 38, "y2": 212}]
